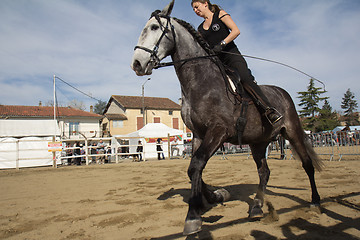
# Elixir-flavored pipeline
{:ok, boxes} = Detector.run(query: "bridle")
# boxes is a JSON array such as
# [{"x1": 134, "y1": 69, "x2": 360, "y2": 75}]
[
  {"x1": 134, "y1": 10, "x2": 176, "y2": 69},
  {"x1": 134, "y1": 10, "x2": 221, "y2": 70}
]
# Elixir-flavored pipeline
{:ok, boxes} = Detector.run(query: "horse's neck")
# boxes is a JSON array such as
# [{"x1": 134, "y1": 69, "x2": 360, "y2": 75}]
[
  {"x1": 171, "y1": 20, "x2": 208, "y2": 64},
  {"x1": 171, "y1": 21, "x2": 218, "y2": 96}
]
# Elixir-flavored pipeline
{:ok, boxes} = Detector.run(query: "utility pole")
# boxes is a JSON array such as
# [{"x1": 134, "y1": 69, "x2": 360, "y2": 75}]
[
  {"x1": 53, "y1": 75, "x2": 57, "y2": 168},
  {"x1": 142, "y1": 78, "x2": 151, "y2": 127}
]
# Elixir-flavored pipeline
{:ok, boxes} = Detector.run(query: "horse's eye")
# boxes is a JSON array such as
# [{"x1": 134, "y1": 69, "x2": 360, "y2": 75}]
[{"x1": 151, "y1": 25, "x2": 159, "y2": 31}]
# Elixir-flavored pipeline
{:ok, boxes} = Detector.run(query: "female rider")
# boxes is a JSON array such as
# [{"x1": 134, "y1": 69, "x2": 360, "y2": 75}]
[{"x1": 191, "y1": 0, "x2": 282, "y2": 124}]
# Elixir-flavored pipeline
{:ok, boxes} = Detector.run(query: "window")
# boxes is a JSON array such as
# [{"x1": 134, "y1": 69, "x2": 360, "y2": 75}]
[
  {"x1": 112, "y1": 120, "x2": 123, "y2": 128},
  {"x1": 172, "y1": 118, "x2": 179, "y2": 129},
  {"x1": 169, "y1": 110, "x2": 173, "y2": 115},
  {"x1": 154, "y1": 117, "x2": 160, "y2": 123},
  {"x1": 137, "y1": 117, "x2": 144, "y2": 130},
  {"x1": 69, "y1": 122, "x2": 79, "y2": 135}
]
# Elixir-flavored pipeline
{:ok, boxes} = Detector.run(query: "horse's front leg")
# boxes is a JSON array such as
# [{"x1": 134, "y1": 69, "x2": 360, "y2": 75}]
[
  {"x1": 183, "y1": 129, "x2": 228, "y2": 236},
  {"x1": 249, "y1": 143, "x2": 271, "y2": 218}
]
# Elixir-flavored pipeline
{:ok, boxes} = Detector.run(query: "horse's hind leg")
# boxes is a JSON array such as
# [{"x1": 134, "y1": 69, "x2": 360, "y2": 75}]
[
  {"x1": 285, "y1": 130, "x2": 321, "y2": 206},
  {"x1": 249, "y1": 143, "x2": 271, "y2": 218}
]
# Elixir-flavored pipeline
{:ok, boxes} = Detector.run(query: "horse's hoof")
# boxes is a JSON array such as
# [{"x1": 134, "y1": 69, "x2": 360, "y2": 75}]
[
  {"x1": 183, "y1": 219, "x2": 202, "y2": 236},
  {"x1": 214, "y1": 188, "x2": 231, "y2": 202},
  {"x1": 249, "y1": 206, "x2": 264, "y2": 219},
  {"x1": 310, "y1": 203, "x2": 321, "y2": 214}
]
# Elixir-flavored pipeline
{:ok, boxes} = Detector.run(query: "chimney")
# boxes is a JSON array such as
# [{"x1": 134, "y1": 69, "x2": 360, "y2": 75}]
[
  {"x1": 39, "y1": 101, "x2": 42, "y2": 106},
  {"x1": 90, "y1": 105, "x2": 94, "y2": 113},
  {"x1": 178, "y1": 98, "x2": 182, "y2": 106}
]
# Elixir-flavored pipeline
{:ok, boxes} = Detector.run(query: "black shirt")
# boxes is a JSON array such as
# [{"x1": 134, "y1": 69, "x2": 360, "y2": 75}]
[{"x1": 198, "y1": 10, "x2": 237, "y2": 51}]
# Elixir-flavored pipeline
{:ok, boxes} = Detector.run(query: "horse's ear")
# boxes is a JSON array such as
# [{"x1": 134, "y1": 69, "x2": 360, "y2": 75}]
[{"x1": 161, "y1": 0, "x2": 175, "y2": 16}]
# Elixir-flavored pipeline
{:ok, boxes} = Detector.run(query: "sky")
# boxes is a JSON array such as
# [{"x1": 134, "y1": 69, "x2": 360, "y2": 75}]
[{"x1": 1, "y1": 0, "x2": 359, "y2": 112}]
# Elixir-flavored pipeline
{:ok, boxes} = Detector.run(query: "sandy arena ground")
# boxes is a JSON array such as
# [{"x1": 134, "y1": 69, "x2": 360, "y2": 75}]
[{"x1": 0, "y1": 154, "x2": 359, "y2": 240}]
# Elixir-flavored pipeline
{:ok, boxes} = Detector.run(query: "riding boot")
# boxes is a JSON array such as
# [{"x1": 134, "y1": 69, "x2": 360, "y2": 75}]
[{"x1": 242, "y1": 80, "x2": 283, "y2": 125}]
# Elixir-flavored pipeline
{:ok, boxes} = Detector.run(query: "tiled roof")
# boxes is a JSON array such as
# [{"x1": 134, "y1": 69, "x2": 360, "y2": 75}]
[
  {"x1": 104, "y1": 113, "x2": 128, "y2": 120},
  {"x1": 111, "y1": 95, "x2": 181, "y2": 110},
  {"x1": 0, "y1": 105, "x2": 103, "y2": 118}
]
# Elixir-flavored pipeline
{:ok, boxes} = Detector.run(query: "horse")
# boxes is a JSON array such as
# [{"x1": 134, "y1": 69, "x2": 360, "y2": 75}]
[{"x1": 131, "y1": 0, "x2": 322, "y2": 235}]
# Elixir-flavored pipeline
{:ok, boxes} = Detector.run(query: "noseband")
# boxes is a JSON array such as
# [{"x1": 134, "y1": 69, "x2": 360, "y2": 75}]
[{"x1": 134, "y1": 10, "x2": 176, "y2": 68}]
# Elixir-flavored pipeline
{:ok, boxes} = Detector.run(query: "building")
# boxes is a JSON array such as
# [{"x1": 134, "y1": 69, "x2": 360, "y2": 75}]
[
  {"x1": 102, "y1": 95, "x2": 187, "y2": 136},
  {"x1": 0, "y1": 104, "x2": 103, "y2": 139}
]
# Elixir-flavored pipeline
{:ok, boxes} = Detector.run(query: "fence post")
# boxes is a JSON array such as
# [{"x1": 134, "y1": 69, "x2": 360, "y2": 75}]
[
  {"x1": 85, "y1": 139, "x2": 89, "y2": 165},
  {"x1": 168, "y1": 134, "x2": 171, "y2": 159},
  {"x1": 16, "y1": 139, "x2": 19, "y2": 170},
  {"x1": 115, "y1": 146, "x2": 119, "y2": 164},
  {"x1": 52, "y1": 136, "x2": 57, "y2": 168}
]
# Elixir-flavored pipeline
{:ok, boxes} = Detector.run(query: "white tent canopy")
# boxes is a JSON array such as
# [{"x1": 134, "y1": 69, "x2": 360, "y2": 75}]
[
  {"x1": 332, "y1": 125, "x2": 360, "y2": 133},
  {"x1": 114, "y1": 123, "x2": 184, "y2": 160},
  {"x1": 125, "y1": 123, "x2": 184, "y2": 138}
]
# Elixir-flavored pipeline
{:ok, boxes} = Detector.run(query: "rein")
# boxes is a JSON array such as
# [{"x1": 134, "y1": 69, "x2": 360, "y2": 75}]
[
  {"x1": 154, "y1": 50, "x2": 326, "y2": 90},
  {"x1": 153, "y1": 54, "x2": 218, "y2": 69},
  {"x1": 134, "y1": 11, "x2": 325, "y2": 90}
]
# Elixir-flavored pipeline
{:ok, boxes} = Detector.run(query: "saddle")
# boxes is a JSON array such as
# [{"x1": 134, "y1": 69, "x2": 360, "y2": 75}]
[{"x1": 223, "y1": 66, "x2": 252, "y2": 146}]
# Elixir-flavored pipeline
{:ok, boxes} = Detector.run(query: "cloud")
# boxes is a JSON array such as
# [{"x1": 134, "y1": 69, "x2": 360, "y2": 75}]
[{"x1": 0, "y1": 0, "x2": 359, "y2": 113}]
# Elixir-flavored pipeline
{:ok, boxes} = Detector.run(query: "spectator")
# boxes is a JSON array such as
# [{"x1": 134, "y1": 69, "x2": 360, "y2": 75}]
[
  {"x1": 157, "y1": 138, "x2": 165, "y2": 160},
  {"x1": 90, "y1": 142, "x2": 97, "y2": 164},
  {"x1": 97, "y1": 139, "x2": 106, "y2": 164},
  {"x1": 66, "y1": 145, "x2": 73, "y2": 165},
  {"x1": 136, "y1": 140, "x2": 143, "y2": 161},
  {"x1": 106, "y1": 146, "x2": 112, "y2": 163},
  {"x1": 74, "y1": 141, "x2": 81, "y2": 165},
  {"x1": 171, "y1": 137, "x2": 180, "y2": 157}
]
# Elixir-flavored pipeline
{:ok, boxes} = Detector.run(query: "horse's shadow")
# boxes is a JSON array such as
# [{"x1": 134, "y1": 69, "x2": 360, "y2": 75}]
[
  {"x1": 155, "y1": 187, "x2": 360, "y2": 240},
  {"x1": 157, "y1": 183, "x2": 255, "y2": 204},
  {"x1": 157, "y1": 183, "x2": 308, "y2": 223}
]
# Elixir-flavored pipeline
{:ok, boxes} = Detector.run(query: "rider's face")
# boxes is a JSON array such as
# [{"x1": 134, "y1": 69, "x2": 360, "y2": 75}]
[{"x1": 192, "y1": 2, "x2": 208, "y2": 18}]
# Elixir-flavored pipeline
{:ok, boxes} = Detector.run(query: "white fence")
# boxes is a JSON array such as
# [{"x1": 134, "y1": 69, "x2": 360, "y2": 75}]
[
  {"x1": 60, "y1": 136, "x2": 187, "y2": 165},
  {"x1": 218, "y1": 131, "x2": 360, "y2": 161},
  {"x1": 0, "y1": 137, "x2": 61, "y2": 169},
  {"x1": 308, "y1": 131, "x2": 360, "y2": 161},
  {"x1": 1, "y1": 131, "x2": 359, "y2": 169}
]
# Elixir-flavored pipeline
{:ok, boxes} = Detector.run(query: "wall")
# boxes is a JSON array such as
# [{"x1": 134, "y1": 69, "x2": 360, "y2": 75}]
[
  {"x1": 109, "y1": 108, "x2": 185, "y2": 136},
  {"x1": 59, "y1": 118, "x2": 101, "y2": 139}
]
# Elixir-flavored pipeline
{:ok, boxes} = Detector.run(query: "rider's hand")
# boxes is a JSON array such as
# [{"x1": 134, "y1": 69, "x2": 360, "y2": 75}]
[{"x1": 212, "y1": 44, "x2": 224, "y2": 54}]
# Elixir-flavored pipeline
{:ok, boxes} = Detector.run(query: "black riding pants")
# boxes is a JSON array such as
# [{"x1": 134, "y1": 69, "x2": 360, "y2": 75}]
[{"x1": 220, "y1": 48, "x2": 273, "y2": 110}]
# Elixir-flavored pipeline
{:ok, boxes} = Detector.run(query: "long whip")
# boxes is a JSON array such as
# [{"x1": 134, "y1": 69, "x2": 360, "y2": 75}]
[{"x1": 223, "y1": 51, "x2": 326, "y2": 91}]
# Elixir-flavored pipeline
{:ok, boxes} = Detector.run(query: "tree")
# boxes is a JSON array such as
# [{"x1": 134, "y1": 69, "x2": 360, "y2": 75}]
[
  {"x1": 68, "y1": 99, "x2": 86, "y2": 111},
  {"x1": 341, "y1": 88, "x2": 359, "y2": 126},
  {"x1": 94, "y1": 100, "x2": 107, "y2": 115},
  {"x1": 315, "y1": 100, "x2": 340, "y2": 132},
  {"x1": 297, "y1": 78, "x2": 328, "y2": 131},
  {"x1": 298, "y1": 79, "x2": 328, "y2": 117}
]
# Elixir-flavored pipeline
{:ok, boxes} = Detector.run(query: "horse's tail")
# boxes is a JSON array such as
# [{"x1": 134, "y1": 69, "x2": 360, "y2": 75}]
[
  {"x1": 290, "y1": 131, "x2": 324, "y2": 172},
  {"x1": 304, "y1": 134, "x2": 324, "y2": 171}
]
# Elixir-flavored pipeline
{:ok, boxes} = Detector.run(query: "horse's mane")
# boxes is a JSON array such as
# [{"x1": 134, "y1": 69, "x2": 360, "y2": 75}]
[{"x1": 172, "y1": 17, "x2": 213, "y2": 54}]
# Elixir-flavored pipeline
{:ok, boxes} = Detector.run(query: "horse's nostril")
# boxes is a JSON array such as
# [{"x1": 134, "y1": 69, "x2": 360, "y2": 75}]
[{"x1": 133, "y1": 60, "x2": 142, "y2": 71}]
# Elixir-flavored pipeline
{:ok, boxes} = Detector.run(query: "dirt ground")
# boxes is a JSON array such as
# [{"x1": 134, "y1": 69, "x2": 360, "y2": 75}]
[{"x1": 0, "y1": 154, "x2": 359, "y2": 240}]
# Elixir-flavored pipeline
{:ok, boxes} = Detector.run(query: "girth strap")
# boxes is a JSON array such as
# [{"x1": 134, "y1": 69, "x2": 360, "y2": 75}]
[{"x1": 236, "y1": 101, "x2": 249, "y2": 146}]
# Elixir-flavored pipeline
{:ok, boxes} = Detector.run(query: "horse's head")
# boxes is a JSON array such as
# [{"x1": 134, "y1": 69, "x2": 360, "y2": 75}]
[{"x1": 131, "y1": 0, "x2": 175, "y2": 76}]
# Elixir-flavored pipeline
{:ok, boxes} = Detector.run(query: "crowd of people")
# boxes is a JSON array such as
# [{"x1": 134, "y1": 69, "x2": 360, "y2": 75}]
[
  {"x1": 62, "y1": 137, "x2": 191, "y2": 165},
  {"x1": 64, "y1": 139, "x2": 111, "y2": 166}
]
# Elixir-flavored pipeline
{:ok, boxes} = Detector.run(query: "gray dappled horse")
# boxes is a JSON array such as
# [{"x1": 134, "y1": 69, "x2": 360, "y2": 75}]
[{"x1": 131, "y1": 0, "x2": 322, "y2": 236}]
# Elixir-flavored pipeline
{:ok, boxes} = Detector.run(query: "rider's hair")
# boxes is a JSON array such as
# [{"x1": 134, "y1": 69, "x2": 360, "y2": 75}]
[{"x1": 191, "y1": 0, "x2": 221, "y2": 13}]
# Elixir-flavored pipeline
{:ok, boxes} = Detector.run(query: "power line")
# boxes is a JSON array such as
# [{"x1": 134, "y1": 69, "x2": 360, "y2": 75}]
[{"x1": 54, "y1": 76, "x2": 102, "y2": 102}]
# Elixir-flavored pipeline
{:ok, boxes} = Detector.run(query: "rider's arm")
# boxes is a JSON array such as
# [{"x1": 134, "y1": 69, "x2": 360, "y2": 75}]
[{"x1": 219, "y1": 10, "x2": 240, "y2": 45}]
